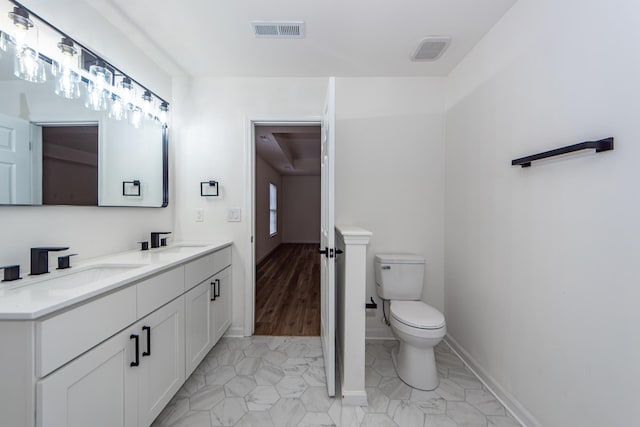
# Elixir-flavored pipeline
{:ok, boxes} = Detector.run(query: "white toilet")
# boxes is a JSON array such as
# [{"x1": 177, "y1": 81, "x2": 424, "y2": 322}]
[{"x1": 375, "y1": 254, "x2": 446, "y2": 390}]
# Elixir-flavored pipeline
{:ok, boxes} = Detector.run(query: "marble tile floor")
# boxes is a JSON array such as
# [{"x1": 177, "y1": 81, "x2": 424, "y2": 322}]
[{"x1": 152, "y1": 336, "x2": 522, "y2": 427}]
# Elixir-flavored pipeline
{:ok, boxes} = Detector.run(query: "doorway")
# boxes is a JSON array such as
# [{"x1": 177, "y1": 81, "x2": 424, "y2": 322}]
[{"x1": 253, "y1": 124, "x2": 322, "y2": 336}]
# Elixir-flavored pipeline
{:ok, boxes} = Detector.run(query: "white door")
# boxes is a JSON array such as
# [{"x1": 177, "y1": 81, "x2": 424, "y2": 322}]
[
  {"x1": 0, "y1": 113, "x2": 31, "y2": 204},
  {"x1": 320, "y1": 77, "x2": 336, "y2": 397}
]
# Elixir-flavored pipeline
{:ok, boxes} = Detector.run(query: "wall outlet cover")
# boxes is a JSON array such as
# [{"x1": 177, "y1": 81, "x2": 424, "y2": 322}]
[
  {"x1": 196, "y1": 208, "x2": 204, "y2": 222},
  {"x1": 227, "y1": 208, "x2": 241, "y2": 222}
]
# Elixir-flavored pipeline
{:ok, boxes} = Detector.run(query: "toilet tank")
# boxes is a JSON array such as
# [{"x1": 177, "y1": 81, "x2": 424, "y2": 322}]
[{"x1": 374, "y1": 254, "x2": 425, "y2": 300}]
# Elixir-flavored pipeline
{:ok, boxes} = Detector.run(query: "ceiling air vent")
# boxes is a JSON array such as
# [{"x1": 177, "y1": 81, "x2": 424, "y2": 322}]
[
  {"x1": 411, "y1": 36, "x2": 451, "y2": 61},
  {"x1": 251, "y1": 21, "x2": 305, "y2": 39}
]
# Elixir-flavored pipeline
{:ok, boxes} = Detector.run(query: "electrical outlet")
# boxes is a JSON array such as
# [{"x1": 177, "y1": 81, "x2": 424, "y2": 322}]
[
  {"x1": 227, "y1": 208, "x2": 241, "y2": 222},
  {"x1": 196, "y1": 208, "x2": 204, "y2": 222}
]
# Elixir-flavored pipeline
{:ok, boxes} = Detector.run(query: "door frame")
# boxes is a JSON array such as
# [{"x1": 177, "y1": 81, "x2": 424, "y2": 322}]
[{"x1": 245, "y1": 116, "x2": 323, "y2": 336}]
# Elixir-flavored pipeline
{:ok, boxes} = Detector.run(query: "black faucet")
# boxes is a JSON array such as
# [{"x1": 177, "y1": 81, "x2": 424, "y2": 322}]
[
  {"x1": 150, "y1": 232, "x2": 171, "y2": 249},
  {"x1": 30, "y1": 247, "x2": 69, "y2": 275}
]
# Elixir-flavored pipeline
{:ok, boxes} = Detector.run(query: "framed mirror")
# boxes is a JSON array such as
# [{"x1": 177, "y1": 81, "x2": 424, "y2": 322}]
[{"x1": 0, "y1": 1, "x2": 169, "y2": 207}]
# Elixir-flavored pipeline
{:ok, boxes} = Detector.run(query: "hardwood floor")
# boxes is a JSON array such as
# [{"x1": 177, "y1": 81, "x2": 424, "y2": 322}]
[{"x1": 255, "y1": 243, "x2": 320, "y2": 336}]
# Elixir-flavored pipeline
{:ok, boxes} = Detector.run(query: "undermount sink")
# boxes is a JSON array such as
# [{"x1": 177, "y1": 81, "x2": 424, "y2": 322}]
[{"x1": 4, "y1": 264, "x2": 145, "y2": 291}]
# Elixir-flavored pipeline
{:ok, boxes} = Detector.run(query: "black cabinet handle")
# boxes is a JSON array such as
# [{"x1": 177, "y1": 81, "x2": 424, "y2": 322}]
[
  {"x1": 142, "y1": 326, "x2": 151, "y2": 357},
  {"x1": 211, "y1": 280, "x2": 217, "y2": 301},
  {"x1": 130, "y1": 334, "x2": 140, "y2": 367},
  {"x1": 318, "y1": 247, "x2": 328, "y2": 257},
  {"x1": 215, "y1": 279, "x2": 221, "y2": 298}
]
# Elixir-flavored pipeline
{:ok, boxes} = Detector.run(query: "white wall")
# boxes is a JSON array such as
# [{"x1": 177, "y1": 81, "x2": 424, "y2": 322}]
[
  {"x1": 255, "y1": 155, "x2": 282, "y2": 263},
  {"x1": 0, "y1": 0, "x2": 173, "y2": 273},
  {"x1": 282, "y1": 175, "x2": 320, "y2": 244},
  {"x1": 444, "y1": 0, "x2": 640, "y2": 426},
  {"x1": 171, "y1": 77, "x2": 327, "y2": 335},
  {"x1": 335, "y1": 77, "x2": 446, "y2": 338}
]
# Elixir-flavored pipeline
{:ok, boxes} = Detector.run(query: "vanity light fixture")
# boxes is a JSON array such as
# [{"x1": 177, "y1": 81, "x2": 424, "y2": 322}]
[
  {"x1": 3, "y1": 2, "x2": 169, "y2": 126},
  {"x1": 52, "y1": 37, "x2": 80, "y2": 99},
  {"x1": 9, "y1": 6, "x2": 45, "y2": 83}
]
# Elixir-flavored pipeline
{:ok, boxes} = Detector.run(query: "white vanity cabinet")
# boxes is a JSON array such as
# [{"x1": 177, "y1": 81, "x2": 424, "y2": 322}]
[
  {"x1": 37, "y1": 295, "x2": 185, "y2": 427},
  {"x1": 211, "y1": 266, "x2": 231, "y2": 343},
  {"x1": 0, "y1": 242, "x2": 232, "y2": 427},
  {"x1": 185, "y1": 246, "x2": 232, "y2": 377},
  {"x1": 184, "y1": 280, "x2": 212, "y2": 377}
]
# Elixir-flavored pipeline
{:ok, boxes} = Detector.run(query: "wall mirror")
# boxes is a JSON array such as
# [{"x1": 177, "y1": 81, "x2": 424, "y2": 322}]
[{"x1": 0, "y1": 0, "x2": 169, "y2": 207}]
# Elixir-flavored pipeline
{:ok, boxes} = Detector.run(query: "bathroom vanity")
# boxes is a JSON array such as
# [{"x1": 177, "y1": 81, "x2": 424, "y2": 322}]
[{"x1": 0, "y1": 242, "x2": 232, "y2": 427}]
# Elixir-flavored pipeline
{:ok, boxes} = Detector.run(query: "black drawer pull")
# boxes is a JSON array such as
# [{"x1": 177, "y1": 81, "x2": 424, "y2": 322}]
[
  {"x1": 211, "y1": 280, "x2": 217, "y2": 301},
  {"x1": 130, "y1": 334, "x2": 140, "y2": 367},
  {"x1": 142, "y1": 326, "x2": 151, "y2": 357},
  {"x1": 215, "y1": 279, "x2": 221, "y2": 298}
]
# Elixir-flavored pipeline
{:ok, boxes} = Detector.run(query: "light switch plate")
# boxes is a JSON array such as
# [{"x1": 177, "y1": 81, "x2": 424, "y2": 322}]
[
  {"x1": 196, "y1": 208, "x2": 204, "y2": 222},
  {"x1": 227, "y1": 208, "x2": 241, "y2": 222}
]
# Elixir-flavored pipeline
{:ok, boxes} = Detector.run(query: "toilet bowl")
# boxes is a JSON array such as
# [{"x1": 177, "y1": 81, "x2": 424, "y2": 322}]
[
  {"x1": 374, "y1": 254, "x2": 446, "y2": 391},
  {"x1": 389, "y1": 300, "x2": 446, "y2": 390}
]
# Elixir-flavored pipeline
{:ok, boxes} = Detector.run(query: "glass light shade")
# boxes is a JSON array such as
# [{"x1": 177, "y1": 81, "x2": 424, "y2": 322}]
[
  {"x1": 141, "y1": 90, "x2": 154, "y2": 119},
  {"x1": 109, "y1": 95, "x2": 127, "y2": 120},
  {"x1": 89, "y1": 63, "x2": 113, "y2": 93},
  {"x1": 52, "y1": 61, "x2": 80, "y2": 99},
  {"x1": 14, "y1": 46, "x2": 46, "y2": 83},
  {"x1": 85, "y1": 84, "x2": 107, "y2": 111},
  {"x1": 119, "y1": 77, "x2": 136, "y2": 109},
  {"x1": 86, "y1": 63, "x2": 112, "y2": 111},
  {"x1": 129, "y1": 107, "x2": 143, "y2": 128},
  {"x1": 0, "y1": 32, "x2": 7, "y2": 52},
  {"x1": 157, "y1": 102, "x2": 169, "y2": 125},
  {"x1": 8, "y1": 7, "x2": 34, "y2": 49}
]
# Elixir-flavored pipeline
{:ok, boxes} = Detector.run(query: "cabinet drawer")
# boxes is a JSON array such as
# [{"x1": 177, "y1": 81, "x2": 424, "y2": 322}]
[
  {"x1": 184, "y1": 246, "x2": 231, "y2": 291},
  {"x1": 36, "y1": 286, "x2": 136, "y2": 378},
  {"x1": 137, "y1": 267, "x2": 184, "y2": 319}
]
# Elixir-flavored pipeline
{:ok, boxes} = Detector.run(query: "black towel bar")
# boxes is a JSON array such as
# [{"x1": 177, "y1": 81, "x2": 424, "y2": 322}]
[{"x1": 512, "y1": 137, "x2": 614, "y2": 168}]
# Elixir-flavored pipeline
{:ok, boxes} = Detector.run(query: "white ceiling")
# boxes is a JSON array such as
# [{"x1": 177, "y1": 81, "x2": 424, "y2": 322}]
[
  {"x1": 86, "y1": 0, "x2": 517, "y2": 78},
  {"x1": 255, "y1": 125, "x2": 321, "y2": 176}
]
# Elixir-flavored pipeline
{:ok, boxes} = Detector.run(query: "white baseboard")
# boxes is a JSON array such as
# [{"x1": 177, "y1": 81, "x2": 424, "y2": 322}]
[
  {"x1": 342, "y1": 390, "x2": 368, "y2": 407},
  {"x1": 224, "y1": 325, "x2": 245, "y2": 338},
  {"x1": 365, "y1": 325, "x2": 394, "y2": 340},
  {"x1": 444, "y1": 335, "x2": 540, "y2": 427}
]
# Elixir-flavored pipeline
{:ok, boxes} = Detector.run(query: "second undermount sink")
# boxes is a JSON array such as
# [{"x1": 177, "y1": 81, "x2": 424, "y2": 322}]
[{"x1": 5, "y1": 264, "x2": 145, "y2": 291}]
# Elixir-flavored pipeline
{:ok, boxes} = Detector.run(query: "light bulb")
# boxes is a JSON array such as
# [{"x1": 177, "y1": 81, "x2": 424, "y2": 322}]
[{"x1": 8, "y1": 7, "x2": 33, "y2": 50}]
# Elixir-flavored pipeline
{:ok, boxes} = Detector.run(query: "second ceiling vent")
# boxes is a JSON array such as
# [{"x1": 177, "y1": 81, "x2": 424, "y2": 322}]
[
  {"x1": 251, "y1": 21, "x2": 305, "y2": 39},
  {"x1": 411, "y1": 36, "x2": 451, "y2": 61}
]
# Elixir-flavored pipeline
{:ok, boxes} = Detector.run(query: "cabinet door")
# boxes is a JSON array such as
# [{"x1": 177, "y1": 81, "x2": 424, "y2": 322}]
[
  {"x1": 211, "y1": 266, "x2": 231, "y2": 344},
  {"x1": 185, "y1": 279, "x2": 212, "y2": 377},
  {"x1": 37, "y1": 326, "x2": 138, "y2": 427},
  {"x1": 137, "y1": 296, "x2": 185, "y2": 427}
]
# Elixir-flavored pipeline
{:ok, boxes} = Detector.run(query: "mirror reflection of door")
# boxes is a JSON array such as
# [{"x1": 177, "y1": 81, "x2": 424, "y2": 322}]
[
  {"x1": 41, "y1": 125, "x2": 98, "y2": 206},
  {"x1": 0, "y1": 113, "x2": 31, "y2": 204}
]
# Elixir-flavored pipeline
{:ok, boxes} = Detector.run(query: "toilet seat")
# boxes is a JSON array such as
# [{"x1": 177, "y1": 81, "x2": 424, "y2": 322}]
[{"x1": 390, "y1": 301, "x2": 445, "y2": 330}]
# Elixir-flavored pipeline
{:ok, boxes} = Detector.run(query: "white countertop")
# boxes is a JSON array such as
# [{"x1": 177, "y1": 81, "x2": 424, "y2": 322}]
[{"x1": 0, "y1": 241, "x2": 232, "y2": 320}]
